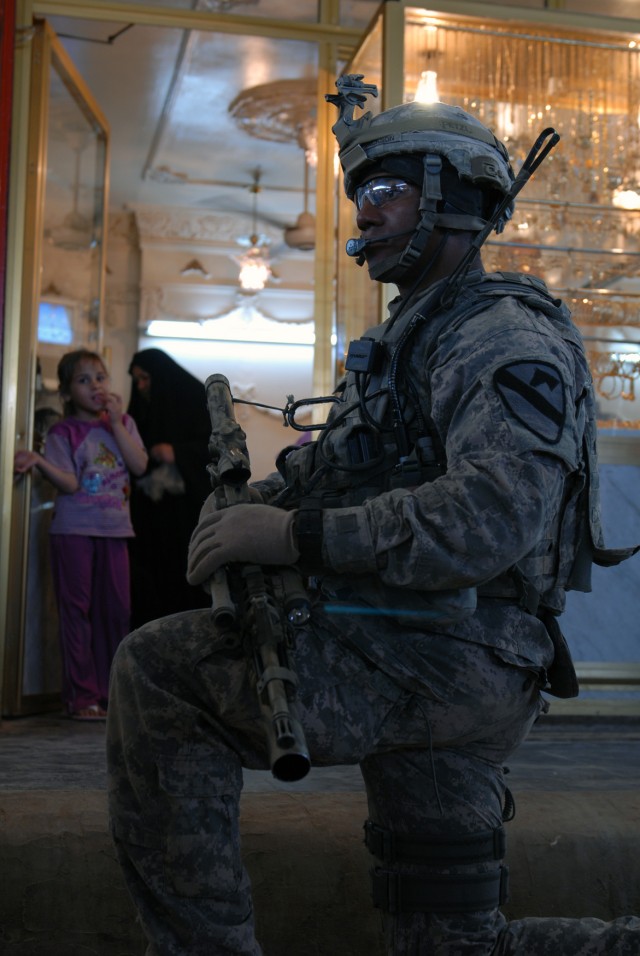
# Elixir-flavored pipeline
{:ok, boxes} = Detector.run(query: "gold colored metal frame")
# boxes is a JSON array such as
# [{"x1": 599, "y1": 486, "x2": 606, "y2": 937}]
[{"x1": 1, "y1": 13, "x2": 110, "y2": 714}]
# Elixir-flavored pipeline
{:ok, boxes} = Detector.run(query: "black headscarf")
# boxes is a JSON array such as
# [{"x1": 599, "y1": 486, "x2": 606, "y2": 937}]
[
  {"x1": 128, "y1": 349, "x2": 205, "y2": 444},
  {"x1": 127, "y1": 348, "x2": 211, "y2": 502},
  {"x1": 126, "y1": 349, "x2": 212, "y2": 624}
]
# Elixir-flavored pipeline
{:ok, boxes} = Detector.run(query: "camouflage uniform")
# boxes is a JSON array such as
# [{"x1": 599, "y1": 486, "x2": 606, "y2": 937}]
[{"x1": 108, "y1": 269, "x2": 639, "y2": 954}]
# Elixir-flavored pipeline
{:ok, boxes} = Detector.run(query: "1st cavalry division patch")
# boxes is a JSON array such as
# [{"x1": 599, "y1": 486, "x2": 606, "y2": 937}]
[{"x1": 493, "y1": 361, "x2": 566, "y2": 443}]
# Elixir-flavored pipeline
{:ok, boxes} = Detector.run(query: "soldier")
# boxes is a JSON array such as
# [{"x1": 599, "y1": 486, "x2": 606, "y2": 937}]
[{"x1": 107, "y1": 75, "x2": 639, "y2": 955}]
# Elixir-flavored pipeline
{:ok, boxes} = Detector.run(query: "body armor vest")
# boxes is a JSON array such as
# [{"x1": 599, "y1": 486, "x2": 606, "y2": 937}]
[{"x1": 276, "y1": 271, "x2": 636, "y2": 616}]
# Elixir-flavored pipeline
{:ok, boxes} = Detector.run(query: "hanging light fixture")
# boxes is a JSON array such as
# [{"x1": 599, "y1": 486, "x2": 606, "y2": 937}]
[
  {"x1": 413, "y1": 25, "x2": 440, "y2": 105},
  {"x1": 235, "y1": 168, "x2": 274, "y2": 293},
  {"x1": 238, "y1": 247, "x2": 272, "y2": 292},
  {"x1": 414, "y1": 70, "x2": 440, "y2": 104}
]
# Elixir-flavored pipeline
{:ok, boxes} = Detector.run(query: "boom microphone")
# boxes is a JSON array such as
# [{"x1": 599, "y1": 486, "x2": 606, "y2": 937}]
[{"x1": 345, "y1": 229, "x2": 416, "y2": 264}]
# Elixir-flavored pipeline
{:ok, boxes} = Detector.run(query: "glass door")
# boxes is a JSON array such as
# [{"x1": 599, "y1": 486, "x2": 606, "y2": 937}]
[{"x1": 3, "y1": 19, "x2": 109, "y2": 715}]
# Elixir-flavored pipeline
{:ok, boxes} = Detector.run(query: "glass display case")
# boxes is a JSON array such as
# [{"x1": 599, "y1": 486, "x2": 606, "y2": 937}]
[
  {"x1": 338, "y1": 1, "x2": 640, "y2": 707},
  {"x1": 340, "y1": 1, "x2": 640, "y2": 448}
]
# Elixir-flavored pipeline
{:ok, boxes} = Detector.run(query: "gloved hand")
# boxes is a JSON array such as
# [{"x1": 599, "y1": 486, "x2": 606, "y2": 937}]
[
  {"x1": 187, "y1": 503, "x2": 299, "y2": 585},
  {"x1": 197, "y1": 485, "x2": 264, "y2": 521}
]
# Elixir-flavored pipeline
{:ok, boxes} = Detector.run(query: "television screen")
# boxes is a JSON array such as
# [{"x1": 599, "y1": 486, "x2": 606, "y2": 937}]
[{"x1": 37, "y1": 301, "x2": 74, "y2": 345}]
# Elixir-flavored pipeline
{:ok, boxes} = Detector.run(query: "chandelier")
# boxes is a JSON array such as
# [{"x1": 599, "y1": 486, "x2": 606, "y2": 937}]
[
  {"x1": 233, "y1": 168, "x2": 274, "y2": 293},
  {"x1": 341, "y1": 6, "x2": 640, "y2": 429},
  {"x1": 237, "y1": 246, "x2": 272, "y2": 293},
  {"x1": 228, "y1": 78, "x2": 318, "y2": 167}
]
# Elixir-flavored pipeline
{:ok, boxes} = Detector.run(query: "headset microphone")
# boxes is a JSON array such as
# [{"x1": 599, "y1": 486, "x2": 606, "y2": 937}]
[
  {"x1": 345, "y1": 237, "x2": 367, "y2": 258},
  {"x1": 345, "y1": 229, "x2": 416, "y2": 264}
]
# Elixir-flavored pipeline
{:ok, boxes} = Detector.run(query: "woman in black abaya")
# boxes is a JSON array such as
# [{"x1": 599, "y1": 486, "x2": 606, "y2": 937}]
[{"x1": 127, "y1": 349, "x2": 212, "y2": 626}]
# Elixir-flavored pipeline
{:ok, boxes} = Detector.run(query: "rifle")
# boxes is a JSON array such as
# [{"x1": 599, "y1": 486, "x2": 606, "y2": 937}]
[{"x1": 204, "y1": 373, "x2": 311, "y2": 782}]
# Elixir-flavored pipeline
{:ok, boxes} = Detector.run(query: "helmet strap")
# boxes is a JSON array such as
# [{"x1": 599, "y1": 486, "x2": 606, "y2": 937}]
[
  {"x1": 368, "y1": 153, "x2": 442, "y2": 283},
  {"x1": 363, "y1": 153, "x2": 489, "y2": 283},
  {"x1": 420, "y1": 154, "x2": 443, "y2": 211}
]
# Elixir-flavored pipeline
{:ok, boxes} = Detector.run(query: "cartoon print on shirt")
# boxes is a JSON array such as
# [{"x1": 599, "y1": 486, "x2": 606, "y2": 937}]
[{"x1": 95, "y1": 441, "x2": 118, "y2": 470}]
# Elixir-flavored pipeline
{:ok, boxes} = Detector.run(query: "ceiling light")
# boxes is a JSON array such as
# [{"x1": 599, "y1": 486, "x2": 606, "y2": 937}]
[
  {"x1": 612, "y1": 186, "x2": 640, "y2": 210},
  {"x1": 414, "y1": 70, "x2": 439, "y2": 104},
  {"x1": 232, "y1": 169, "x2": 276, "y2": 291},
  {"x1": 237, "y1": 247, "x2": 272, "y2": 292}
]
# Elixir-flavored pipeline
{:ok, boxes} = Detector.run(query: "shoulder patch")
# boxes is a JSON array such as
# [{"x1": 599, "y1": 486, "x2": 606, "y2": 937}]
[{"x1": 493, "y1": 361, "x2": 566, "y2": 443}]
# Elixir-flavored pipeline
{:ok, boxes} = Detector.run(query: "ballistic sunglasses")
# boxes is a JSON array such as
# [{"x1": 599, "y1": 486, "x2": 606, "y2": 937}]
[{"x1": 354, "y1": 177, "x2": 415, "y2": 211}]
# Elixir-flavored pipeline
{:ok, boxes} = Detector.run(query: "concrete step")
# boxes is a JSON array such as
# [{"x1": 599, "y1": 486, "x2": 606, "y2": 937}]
[{"x1": 1, "y1": 787, "x2": 639, "y2": 956}]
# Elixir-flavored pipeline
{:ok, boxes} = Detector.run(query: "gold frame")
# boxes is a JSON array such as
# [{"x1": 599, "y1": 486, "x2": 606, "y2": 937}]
[
  {"x1": 0, "y1": 0, "x2": 351, "y2": 717},
  {"x1": 1, "y1": 18, "x2": 110, "y2": 715}
]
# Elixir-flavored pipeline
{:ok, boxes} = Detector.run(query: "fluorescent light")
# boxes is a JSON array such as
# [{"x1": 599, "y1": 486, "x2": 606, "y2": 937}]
[
  {"x1": 138, "y1": 337, "x2": 315, "y2": 390},
  {"x1": 146, "y1": 312, "x2": 315, "y2": 345}
]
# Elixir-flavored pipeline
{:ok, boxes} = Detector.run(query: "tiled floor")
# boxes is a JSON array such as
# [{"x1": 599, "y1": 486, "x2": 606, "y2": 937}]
[{"x1": 1, "y1": 711, "x2": 639, "y2": 794}]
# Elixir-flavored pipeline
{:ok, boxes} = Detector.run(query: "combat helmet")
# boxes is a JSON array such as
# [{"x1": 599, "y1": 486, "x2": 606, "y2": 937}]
[{"x1": 326, "y1": 74, "x2": 516, "y2": 281}]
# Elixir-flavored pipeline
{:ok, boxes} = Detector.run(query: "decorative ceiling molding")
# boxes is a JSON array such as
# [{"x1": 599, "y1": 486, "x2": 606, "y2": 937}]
[
  {"x1": 180, "y1": 258, "x2": 210, "y2": 277},
  {"x1": 228, "y1": 78, "x2": 317, "y2": 160},
  {"x1": 108, "y1": 210, "x2": 139, "y2": 244},
  {"x1": 132, "y1": 205, "x2": 276, "y2": 244},
  {"x1": 140, "y1": 285, "x2": 235, "y2": 324}
]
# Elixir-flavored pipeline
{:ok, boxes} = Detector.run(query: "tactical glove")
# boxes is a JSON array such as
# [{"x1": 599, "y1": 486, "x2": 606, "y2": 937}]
[
  {"x1": 197, "y1": 484, "x2": 264, "y2": 522},
  {"x1": 187, "y1": 503, "x2": 299, "y2": 585}
]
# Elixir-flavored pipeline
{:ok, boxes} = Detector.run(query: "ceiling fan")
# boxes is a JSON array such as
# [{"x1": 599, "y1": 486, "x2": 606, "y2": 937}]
[
  {"x1": 197, "y1": 163, "x2": 314, "y2": 256},
  {"x1": 283, "y1": 156, "x2": 315, "y2": 251},
  {"x1": 45, "y1": 135, "x2": 96, "y2": 251}
]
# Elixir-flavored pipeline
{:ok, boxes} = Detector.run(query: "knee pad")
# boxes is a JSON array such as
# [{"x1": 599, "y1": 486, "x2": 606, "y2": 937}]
[{"x1": 364, "y1": 819, "x2": 509, "y2": 915}]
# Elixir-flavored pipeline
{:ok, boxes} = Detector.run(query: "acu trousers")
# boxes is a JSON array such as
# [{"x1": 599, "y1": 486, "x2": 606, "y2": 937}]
[{"x1": 106, "y1": 605, "x2": 639, "y2": 956}]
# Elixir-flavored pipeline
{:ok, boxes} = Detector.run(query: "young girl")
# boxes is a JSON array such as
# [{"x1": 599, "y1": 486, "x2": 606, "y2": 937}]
[{"x1": 14, "y1": 349, "x2": 148, "y2": 720}]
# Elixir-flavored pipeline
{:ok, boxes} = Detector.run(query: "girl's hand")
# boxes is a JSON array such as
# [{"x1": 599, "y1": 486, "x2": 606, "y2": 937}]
[
  {"x1": 14, "y1": 448, "x2": 77, "y2": 493},
  {"x1": 14, "y1": 449, "x2": 41, "y2": 474},
  {"x1": 103, "y1": 392, "x2": 124, "y2": 425}
]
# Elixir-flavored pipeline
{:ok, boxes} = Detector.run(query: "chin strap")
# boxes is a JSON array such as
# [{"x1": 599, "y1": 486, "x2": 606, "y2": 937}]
[
  {"x1": 367, "y1": 153, "x2": 487, "y2": 284},
  {"x1": 370, "y1": 154, "x2": 443, "y2": 282}
]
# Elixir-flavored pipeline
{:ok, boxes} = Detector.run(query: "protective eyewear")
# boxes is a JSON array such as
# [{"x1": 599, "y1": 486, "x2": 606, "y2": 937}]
[{"x1": 354, "y1": 177, "x2": 414, "y2": 211}]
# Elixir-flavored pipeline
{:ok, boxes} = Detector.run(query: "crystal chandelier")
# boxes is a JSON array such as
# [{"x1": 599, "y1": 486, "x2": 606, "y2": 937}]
[
  {"x1": 228, "y1": 78, "x2": 319, "y2": 167},
  {"x1": 233, "y1": 168, "x2": 274, "y2": 293},
  {"x1": 237, "y1": 246, "x2": 272, "y2": 293}
]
